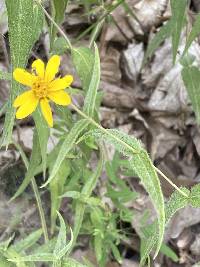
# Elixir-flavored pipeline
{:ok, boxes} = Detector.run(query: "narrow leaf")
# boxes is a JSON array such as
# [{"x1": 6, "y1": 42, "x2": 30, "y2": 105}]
[
  {"x1": 50, "y1": 159, "x2": 71, "y2": 234},
  {"x1": 8, "y1": 253, "x2": 55, "y2": 262},
  {"x1": 130, "y1": 153, "x2": 165, "y2": 258},
  {"x1": 67, "y1": 152, "x2": 104, "y2": 255},
  {"x1": 170, "y1": 0, "x2": 187, "y2": 63},
  {"x1": 54, "y1": 212, "x2": 73, "y2": 259},
  {"x1": 1, "y1": 0, "x2": 43, "y2": 147},
  {"x1": 12, "y1": 229, "x2": 43, "y2": 253},
  {"x1": 143, "y1": 20, "x2": 173, "y2": 66},
  {"x1": 83, "y1": 43, "x2": 100, "y2": 117},
  {"x1": 80, "y1": 129, "x2": 164, "y2": 257},
  {"x1": 42, "y1": 119, "x2": 89, "y2": 187},
  {"x1": 182, "y1": 66, "x2": 200, "y2": 124},
  {"x1": 160, "y1": 243, "x2": 179, "y2": 262},
  {"x1": 72, "y1": 47, "x2": 94, "y2": 91},
  {"x1": 183, "y1": 13, "x2": 200, "y2": 56}
]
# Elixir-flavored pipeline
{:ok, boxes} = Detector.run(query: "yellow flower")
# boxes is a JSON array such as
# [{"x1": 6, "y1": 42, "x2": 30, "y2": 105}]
[{"x1": 13, "y1": 55, "x2": 73, "y2": 127}]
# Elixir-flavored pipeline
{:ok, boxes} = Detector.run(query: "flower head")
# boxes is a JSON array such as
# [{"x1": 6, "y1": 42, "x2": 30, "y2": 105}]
[{"x1": 13, "y1": 55, "x2": 73, "y2": 127}]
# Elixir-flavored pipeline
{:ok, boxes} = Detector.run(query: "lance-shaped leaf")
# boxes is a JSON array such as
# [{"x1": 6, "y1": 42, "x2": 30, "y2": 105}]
[
  {"x1": 42, "y1": 119, "x2": 89, "y2": 187},
  {"x1": 79, "y1": 128, "x2": 164, "y2": 257},
  {"x1": 182, "y1": 66, "x2": 200, "y2": 124},
  {"x1": 183, "y1": 13, "x2": 200, "y2": 56},
  {"x1": 142, "y1": 20, "x2": 173, "y2": 66},
  {"x1": 72, "y1": 47, "x2": 94, "y2": 91},
  {"x1": 83, "y1": 43, "x2": 100, "y2": 117},
  {"x1": 170, "y1": 0, "x2": 187, "y2": 63},
  {"x1": 1, "y1": 0, "x2": 43, "y2": 148}
]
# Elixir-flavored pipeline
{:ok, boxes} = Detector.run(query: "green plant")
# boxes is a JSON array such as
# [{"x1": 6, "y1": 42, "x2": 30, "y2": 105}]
[{"x1": 1, "y1": 0, "x2": 200, "y2": 266}]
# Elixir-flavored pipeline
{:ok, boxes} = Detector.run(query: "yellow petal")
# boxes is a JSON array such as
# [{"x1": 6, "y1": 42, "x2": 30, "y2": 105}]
[
  {"x1": 40, "y1": 98, "x2": 53, "y2": 127},
  {"x1": 48, "y1": 90, "x2": 71, "y2": 105},
  {"x1": 16, "y1": 95, "x2": 39, "y2": 119},
  {"x1": 13, "y1": 90, "x2": 36, "y2": 108},
  {"x1": 32, "y1": 59, "x2": 45, "y2": 78},
  {"x1": 45, "y1": 55, "x2": 60, "y2": 82},
  {"x1": 13, "y1": 68, "x2": 36, "y2": 87},
  {"x1": 49, "y1": 75, "x2": 73, "y2": 91}
]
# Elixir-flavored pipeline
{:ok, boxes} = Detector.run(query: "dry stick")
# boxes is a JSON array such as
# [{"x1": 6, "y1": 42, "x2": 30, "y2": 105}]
[{"x1": 71, "y1": 103, "x2": 189, "y2": 198}]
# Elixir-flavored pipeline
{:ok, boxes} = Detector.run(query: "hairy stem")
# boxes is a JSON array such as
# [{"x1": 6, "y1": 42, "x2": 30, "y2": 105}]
[
  {"x1": 12, "y1": 140, "x2": 49, "y2": 243},
  {"x1": 36, "y1": 0, "x2": 72, "y2": 51},
  {"x1": 31, "y1": 178, "x2": 49, "y2": 243},
  {"x1": 71, "y1": 103, "x2": 189, "y2": 198}
]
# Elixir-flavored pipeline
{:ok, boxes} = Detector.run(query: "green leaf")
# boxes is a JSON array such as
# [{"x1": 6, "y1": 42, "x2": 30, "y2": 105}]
[
  {"x1": 0, "y1": 255, "x2": 14, "y2": 267},
  {"x1": 42, "y1": 119, "x2": 89, "y2": 187},
  {"x1": 63, "y1": 258, "x2": 87, "y2": 267},
  {"x1": 142, "y1": 20, "x2": 173, "y2": 66},
  {"x1": 183, "y1": 13, "x2": 200, "y2": 56},
  {"x1": 83, "y1": 43, "x2": 100, "y2": 117},
  {"x1": 8, "y1": 253, "x2": 55, "y2": 262},
  {"x1": 52, "y1": 37, "x2": 69, "y2": 55},
  {"x1": 61, "y1": 191, "x2": 81, "y2": 199},
  {"x1": 165, "y1": 187, "x2": 189, "y2": 224},
  {"x1": 50, "y1": 0, "x2": 69, "y2": 47},
  {"x1": 160, "y1": 243, "x2": 179, "y2": 262},
  {"x1": 94, "y1": 233, "x2": 103, "y2": 263},
  {"x1": 72, "y1": 47, "x2": 94, "y2": 91},
  {"x1": 10, "y1": 129, "x2": 41, "y2": 201},
  {"x1": 0, "y1": 71, "x2": 11, "y2": 80},
  {"x1": 54, "y1": 213, "x2": 73, "y2": 259},
  {"x1": 78, "y1": 129, "x2": 142, "y2": 156},
  {"x1": 32, "y1": 239, "x2": 56, "y2": 255},
  {"x1": 54, "y1": 213, "x2": 67, "y2": 257},
  {"x1": 130, "y1": 154, "x2": 164, "y2": 258},
  {"x1": 67, "y1": 152, "x2": 104, "y2": 255},
  {"x1": 50, "y1": 159, "x2": 71, "y2": 234},
  {"x1": 1, "y1": 0, "x2": 43, "y2": 148},
  {"x1": 110, "y1": 243, "x2": 122, "y2": 264},
  {"x1": 170, "y1": 0, "x2": 187, "y2": 63},
  {"x1": 80, "y1": 129, "x2": 164, "y2": 258},
  {"x1": 181, "y1": 66, "x2": 200, "y2": 124},
  {"x1": 33, "y1": 108, "x2": 50, "y2": 178},
  {"x1": 189, "y1": 184, "x2": 200, "y2": 207},
  {"x1": 12, "y1": 229, "x2": 43, "y2": 253},
  {"x1": 140, "y1": 188, "x2": 189, "y2": 266}
]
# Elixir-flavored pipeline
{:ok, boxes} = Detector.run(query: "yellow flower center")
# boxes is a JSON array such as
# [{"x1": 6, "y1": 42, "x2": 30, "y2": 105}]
[{"x1": 32, "y1": 79, "x2": 49, "y2": 99}]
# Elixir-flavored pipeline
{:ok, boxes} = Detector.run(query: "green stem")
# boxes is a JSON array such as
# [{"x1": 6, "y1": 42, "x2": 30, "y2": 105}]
[
  {"x1": 89, "y1": 19, "x2": 105, "y2": 48},
  {"x1": 12, "y1": 140, "x2": 49, "y2": 243},
  {"x1": 155, "y1": 167, "x2": 188, "y2": 197},
  {"x1": 36, "y1": 0, "x2": 72, "y2": 51},
  {"x1": 31, "y1": 178, "x2": 49, "y2": 243},
  {"x1": 70, "y1": 103, "x2": 189, "y2": 198},
  {"x1": 71, "y1": 103, "x2": 138, "y2": 155}
]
